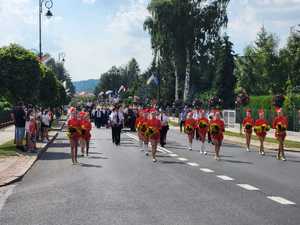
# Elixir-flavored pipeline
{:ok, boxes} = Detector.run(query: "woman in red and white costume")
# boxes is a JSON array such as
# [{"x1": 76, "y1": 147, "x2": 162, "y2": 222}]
[
  {"x1": 197, "y1": 109, "x2": 209, "y2": 155},
  {"x1": 184, "y1": 112, "x2": 197, "y2": 151},
  {"x1": 67, "y1": 107, "x2": 81, "y2": 165},
  {"x1": 80, "y1": 112, "x2": 92, "y2": 157},
  {"x1": 272, "y1": 108, "x2": 288, "y2": 161},
  {"x1": 254, "y1": 109, "x2": 269, "y2": 156},
  {"x1": 135, "y1": 110, "x2": 145, "y2": 151},
  {"x1": 147, "y1": 109, "x2": 162, "y2": 162},
  {"x1": 210, "y1": 110, "x2": 225, "y2": 160},
  {"x1": 242, "y1": 109, "x2": 254, "y2": 152}
]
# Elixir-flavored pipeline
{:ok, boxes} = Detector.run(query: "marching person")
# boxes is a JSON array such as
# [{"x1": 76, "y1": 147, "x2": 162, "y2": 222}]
[
  {"x1": 254, "y1": 109, "x2": 270, "y2": 156},
  {"x1": 146, "y1": 109, "x2": 162, "y2": 162},
  {"x1": 184, "y1": 112, "x2": 197, "y2": 151},
  {"x1": 142, "y1": 109, "x2": 150, "y2": 155},
  {"x1": 197, "y1": 109, "x2": 209, "y2": 155},
  {"x1": 273, "y1": 108, "x2": 288, "y2": 161},
  {"x1": 210, "y1": 110, "x2": 225, "y2": 160},
  {"x1": 242, "y1": 109, "x2": 254, "y2": 152},
  {"x1": 67, "y1": 107, "x2": 81, "y2": 165},
  {"x1": 159, "y1": 109, "x2": 169, "y2": 147},
  {"x1": 78, "y1": 111, "x2": 86, "y2": 157},
  {"x1": 110, "y1": 105, "x2": 124, "y2": 146},
  {"x1": 179, "y1": 107, "x2": 188, "y2": 133},
  {"x1": 136, "y1": 110, "x2": 148, "y2": 152},
  {"x1": 79, "y1": 111, "x2": 92, "y2": 157},
  {"x1": 93, "y1": 106, "x2": 102, "y2": 129}
]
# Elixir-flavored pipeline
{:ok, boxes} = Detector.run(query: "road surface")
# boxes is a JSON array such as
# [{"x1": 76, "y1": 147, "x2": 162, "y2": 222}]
[{"x1": 0, "y1": 127, "x2": 300, "y2": 225}]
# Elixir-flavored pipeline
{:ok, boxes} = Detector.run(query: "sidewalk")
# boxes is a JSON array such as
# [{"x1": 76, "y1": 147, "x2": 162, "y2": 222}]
[{"x1": 0, "y1": 121, "x2": 65, "y2": 187}]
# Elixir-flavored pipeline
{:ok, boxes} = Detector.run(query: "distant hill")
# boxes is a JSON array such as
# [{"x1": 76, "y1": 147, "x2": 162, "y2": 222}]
[{"x1": 73, "y1": 79, "x2": 99, "y2": 93}]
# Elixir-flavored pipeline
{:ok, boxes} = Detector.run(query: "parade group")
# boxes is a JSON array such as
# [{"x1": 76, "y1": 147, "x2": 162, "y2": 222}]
[{"x1": 66, "y1": 103, "x2": 289, "y2": 165}]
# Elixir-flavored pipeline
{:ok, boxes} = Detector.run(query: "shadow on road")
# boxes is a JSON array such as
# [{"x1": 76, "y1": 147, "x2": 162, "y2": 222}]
[
  {"x1": 80, "y1": 163, "x2": 102, "y2": 168},
  {"x1": 160, "y1": 160, "x2": 186, "y2": 165},
  {"x1": 221, "y1": 159, "x2": 253, "y2": 164},
  {"x1": 40, "y1": 151, "x2": 70, "y2": 160},
  {"x1": 50, "y1": 143, "x2": 70, "y2": 148},
  {"x1": 87, "y1": 156, "x2": 109, "y2": 160}
]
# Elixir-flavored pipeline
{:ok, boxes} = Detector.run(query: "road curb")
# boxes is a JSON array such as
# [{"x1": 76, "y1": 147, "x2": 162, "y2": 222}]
[{"x1": 0, "y1": 122, "x2": 65, "y2": 187}]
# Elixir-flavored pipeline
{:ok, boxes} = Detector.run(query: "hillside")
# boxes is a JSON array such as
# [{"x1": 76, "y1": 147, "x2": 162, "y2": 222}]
[{"x1": 73, "y1": 79, "x2": 99, "y2": 93}]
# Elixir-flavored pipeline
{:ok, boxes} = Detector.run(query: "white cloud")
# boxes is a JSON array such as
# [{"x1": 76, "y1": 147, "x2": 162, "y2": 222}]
[
  {"x1": 61, "y1": 0, "x2": 152, "y2": 81},
  {"x1": 82, "y1": 0, "x2": 96, "y2": 4}
]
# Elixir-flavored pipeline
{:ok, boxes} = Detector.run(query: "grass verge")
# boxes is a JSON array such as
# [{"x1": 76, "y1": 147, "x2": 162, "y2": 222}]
[
  {"x1": 225, "y1": 131, "x2": 300, "y2": 149},
  {"x1": 0, "y1": 140, "x2": 18, "y2": 156}
]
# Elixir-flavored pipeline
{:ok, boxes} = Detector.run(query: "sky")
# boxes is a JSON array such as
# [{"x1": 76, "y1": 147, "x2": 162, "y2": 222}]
[{"x1": 0, "y1": 0, "x2": 299, "y2": 81}]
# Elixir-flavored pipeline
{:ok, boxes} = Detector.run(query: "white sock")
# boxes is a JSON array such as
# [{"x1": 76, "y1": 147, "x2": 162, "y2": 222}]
[
  {"x1": 189, "y1": 143, "x2": 192, "y2": 149},
  {"x1": 201, "y1": 143, "x2": 205, "y2": 152}
]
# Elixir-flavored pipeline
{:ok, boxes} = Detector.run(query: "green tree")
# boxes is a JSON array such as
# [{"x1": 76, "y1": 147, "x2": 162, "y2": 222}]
[
  {"x1": 0, "y1": 44, "x2": 41, "y2": 104},
  {"x1": 39, "y1": 67, "x2": 59, "y2": 108},
  {"x1": 213, "y1": 35, "x2": 236, "y2": 108}
]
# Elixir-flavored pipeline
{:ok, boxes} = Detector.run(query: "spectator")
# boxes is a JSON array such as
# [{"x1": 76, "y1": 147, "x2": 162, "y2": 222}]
[
  {"x1": 28, "y1": 113, "x2": 37, "y2": 153},
  {"x1": 11, "y1": 101, "x2": 26, "y2": 151},
  {"x1": 41, "y1": 110, "x2": 50, "y2": 143}
]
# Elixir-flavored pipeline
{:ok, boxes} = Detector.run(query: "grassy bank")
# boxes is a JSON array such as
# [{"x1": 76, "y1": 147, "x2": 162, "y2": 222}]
[{"x1": 0, "y1": 140, "x2": 18, "y2": 156}]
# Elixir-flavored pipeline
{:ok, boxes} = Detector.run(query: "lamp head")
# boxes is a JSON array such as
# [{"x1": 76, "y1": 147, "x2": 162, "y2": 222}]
[{"x1": 45, "y1": 10, "x2": 53, "y2": 19}]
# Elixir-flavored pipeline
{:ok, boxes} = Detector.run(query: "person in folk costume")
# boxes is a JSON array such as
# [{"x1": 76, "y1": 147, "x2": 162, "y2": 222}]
[
  {"x1": 67, "y1": 107, "x2": 81, "y2": 165},
  {"x1": 184, "y1": 112, "x2": 198, "y2": 151},
  {"x1": 159, "y1": 109, "x2": 169, "y2": 147},
  {"x1": 141, "y1": 109, "x2": 150, "y2": 155},
  {"x1": 197, "y1": 109, "x2": 209, "y2": 155},
  {"x1": 254, "y1": 109, "x2": 270, "y2": 156},
  {"x1": 272, "y1": 108, "x2": 288, "y2": 161},
  {"x1": 193, "y1": 109, "x2": 200, "y2": 140},
  {"x1": 135, "y1": 109, "x2": 145, "y2": 151},
  {"x1": 242, "y1": 109, "x2": 254, "y2": 152},
  {"x1": 81, "y1": 112, "x2": 92, "y2": 157},
  {"x1": 210, "y1": 110, "x2": 225, "y2": 160},
  {"x1": 146, "y1": 109, "x2": 162, "y2": 162},
  {"x1": 78, "y1": 111, "x2": 87, "y2": 157}
]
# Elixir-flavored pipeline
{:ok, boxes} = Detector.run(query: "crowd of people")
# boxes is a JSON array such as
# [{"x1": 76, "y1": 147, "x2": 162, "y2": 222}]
[
  {"x1": 66, "y1": 102, "x2": 289, "y2": 164},
  {"x1": 10, "y1": 101, "x2": 60, "y2": 153}
]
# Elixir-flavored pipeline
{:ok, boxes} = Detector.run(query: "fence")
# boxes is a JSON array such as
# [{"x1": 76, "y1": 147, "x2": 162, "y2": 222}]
[{"x1": 0, "y1": 111, "x2": 13, "y2": 128}]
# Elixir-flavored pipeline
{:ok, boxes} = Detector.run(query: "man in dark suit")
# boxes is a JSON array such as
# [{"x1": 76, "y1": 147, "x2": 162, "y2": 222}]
[{"x1": 93, "y1": 107, "x2": 102, "y2": 128}]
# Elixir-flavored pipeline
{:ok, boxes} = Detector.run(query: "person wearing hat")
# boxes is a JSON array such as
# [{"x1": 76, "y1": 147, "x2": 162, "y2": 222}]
[
  {"x1": 242, "y1": 109, "x2": 254, "y2": 152},
  {"x1": 184, "y1": 112, "x2": 197, "y2": 151},
  {"x1": 146, "y1": 109, "x2": 162, "y2": 162},
  {"x1": 210, "y1": 110, "x2": 225, "y2": 160},
  {"x1": 80, "y1": 112, "x2": 92, "y2": 157},
  {"x1": 67, "y1": 107, "x2": 81, "y2": 165},
  {"x1": 197, "y1": 109, "x2": 209, "y2": 155},
  {"x1": 254, "y1": 109, "x2": 270, "y2": 156},
  {"x1": 272, "y1": 108, "x2": 288, "y2": 161}
]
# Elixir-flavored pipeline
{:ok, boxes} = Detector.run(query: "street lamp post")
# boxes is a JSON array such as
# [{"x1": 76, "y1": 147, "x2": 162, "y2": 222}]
[{"x1": 39, "y1": 0, "x2": 53, "y2": 60}]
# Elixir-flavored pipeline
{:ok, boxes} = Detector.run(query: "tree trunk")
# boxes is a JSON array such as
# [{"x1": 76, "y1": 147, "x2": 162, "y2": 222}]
[
  {"x1": 183, "y1": 50, "x2": 191, "y2": 102},
  {"x1": 173, "y1": 60, "x2": 179, "y2": 101}
]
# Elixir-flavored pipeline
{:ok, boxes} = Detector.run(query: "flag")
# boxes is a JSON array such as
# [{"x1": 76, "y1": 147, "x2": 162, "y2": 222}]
[
  {"x1": 147, "y1": 74, "x2": 159, "y2": 85},
  {"x1": 118, "y1": 85, "x2": 127, "y2": 93}
]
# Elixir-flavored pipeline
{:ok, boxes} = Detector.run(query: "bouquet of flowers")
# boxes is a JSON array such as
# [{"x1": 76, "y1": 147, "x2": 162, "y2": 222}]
[
  {"x1": 245, "y1": 123, "x2": 253, "y2": 130},
  {"x1": 145, "y1": 126, "x2": 158, "y2": 138},
  {"x1": 184, "y1": 124, "x2": 194, "y2": 134},
  {"x1": 276, "y1": 123, "x2": 287, "y2": 132},
  {"x1": 254, "y1": 126, "x2": 262, "y2": 133},
  {"x1": 210, "y1": 123, "x2": 220, "y2": 135},
  {"x1": 199, "y1": 121, "x2": 208, "y2": 129},
  {"x1": 67, "y1": 126, "x2": 78, "y2": 139},
  {"x1": 261, "y1": 124, "x2": 271, "y2": 132},
  {"x1": 272, "y1": 95, "x2": 285, "y2": 108}
]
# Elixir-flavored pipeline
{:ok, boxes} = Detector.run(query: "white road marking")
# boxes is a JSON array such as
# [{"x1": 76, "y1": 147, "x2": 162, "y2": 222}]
[
  {"x1": 267, "y1": 196, "x2": 296, "y2": 205},
  {"x1": 200, "y1": 168, "x2": 214, "y2": 173},
  {"x1": 217, "y1": 175, "x2": 235, "y2": 181},
  {"x1": 0, "y1": 185, "x2": 16, "y2": 212},
  {"x1": 169, "y1": 153, "x2": 178, "y2": 157},
  {"x1": 187, "y1": 162, "x2": 199, "y2": 167},
  {"x1": 237, "y1": 184, "x2": 260, "y2": 191},
  {"x1": 158, "y1": 146, "x2": 172, "y2": 154},
  {"x1": 177, "y1": 157, "x2": 188, "y2": 162}
]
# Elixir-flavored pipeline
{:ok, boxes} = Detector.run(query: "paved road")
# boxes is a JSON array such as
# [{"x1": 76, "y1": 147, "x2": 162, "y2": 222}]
[{"x1": 0, "y1": 127, "x2": 300, "y2": 225}]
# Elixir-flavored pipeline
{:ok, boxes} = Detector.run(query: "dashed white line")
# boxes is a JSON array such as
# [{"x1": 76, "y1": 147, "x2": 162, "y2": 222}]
[
  {"x1": 200, "y1": 168, "x2": 214, "y2": 173},
  {"x1": 187, "y1": 162, "x2": 199, "y2": 167},
  {"x1": 177, "y1": 157, "x2": 188, "y2": 162},
  {"x1": 217, "y1": 175, "x2": 235, "y2": 181},
  {"x1": 237, "y1": 184, "x2": 260, "y2": 191},
  {"x1": 169, "y1": 153, "x2": 178, "y2": 157},
  {"x1": 267, "y1": 196, "x2": 296, "y2": 205}
]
